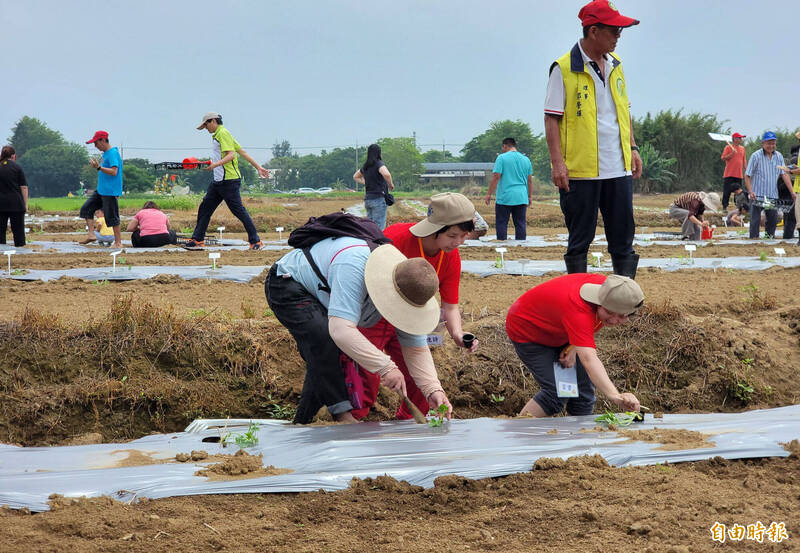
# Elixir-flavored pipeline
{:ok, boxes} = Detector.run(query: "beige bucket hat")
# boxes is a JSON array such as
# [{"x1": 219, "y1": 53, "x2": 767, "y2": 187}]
[
  {"x1": 410, "y1": 192, "x2": 475, "y2": 237},
  {"x1": 699, "y1": 191, "x2": 721, "y2": 213},
  {"x1": 364, "y1": 245, "x2": 440, "y2": 335},
  {"x1": 580, "y1": 274, "x2": 644, "y2": 316}
]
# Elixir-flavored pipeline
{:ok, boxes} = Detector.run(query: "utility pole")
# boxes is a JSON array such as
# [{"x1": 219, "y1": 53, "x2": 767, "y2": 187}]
[{"x1": 412, "y1": 131, "x2": 416, "y2": 149}]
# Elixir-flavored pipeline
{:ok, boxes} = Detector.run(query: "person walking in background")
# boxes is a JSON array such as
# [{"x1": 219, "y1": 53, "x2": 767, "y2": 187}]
[
  {"x1": 668, "y1": 191, "x2": 720, "y2": 240},
  {"x1": 544, "y1": 0, "x2": 642, "y2": 278},
  {"x1": 127, "y1": 201, "x2": 177, "y2": 248},
  {"x1": 79, "y1": 131, "x2": 123, "y2": 248},
  {"x1": 485, "y1": 138, "x2": 533, "y2": 240},
  {"x1": 745, "y1": 131, "x2": 795, "y2": 238},
  {"x1": 721, "y1": 132, "x2": 747, "y2": 210},
  {"x1": 353, "y1": 144, "x2": 394, "y2": 230},
  {"x1": 507, "y1": 273, "x2": 643, "y2": 418},
  {"x1": 184, "y1": 112, "x2": 269, "y2": 250},
  {"x1": 0, "y1": 146, "x2": 28, "y2": 247}
]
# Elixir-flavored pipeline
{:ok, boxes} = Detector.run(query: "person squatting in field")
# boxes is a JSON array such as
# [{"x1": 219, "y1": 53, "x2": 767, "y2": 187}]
[
  {"x1": 266, "y1": 235, "x2": 453, "y2": 424},
  {"x1": 506, "y1": 273, "x2": 644, "y2": 417},
  {"x1": 353, "y1": 193, "x2": 479, "y2": 420}
]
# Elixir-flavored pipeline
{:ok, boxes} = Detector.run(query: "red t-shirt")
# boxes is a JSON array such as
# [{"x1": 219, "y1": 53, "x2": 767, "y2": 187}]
[
  {"x1": 384, "y1": 222, "x2": 461, "y2": 304},
  {"x1": 722, "y1": 145, "x2": 746, "y2": 179},
  {"x1": 506, "y1": 273, "x2": 605, "y2": 348}
]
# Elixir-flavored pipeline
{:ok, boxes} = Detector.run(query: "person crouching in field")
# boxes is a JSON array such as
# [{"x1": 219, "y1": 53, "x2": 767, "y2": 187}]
[
  {"x1": 506, "y1": 274, "x2": 643, "y2": 417},
  {"x1": 668, "y1": 191, "x2": 720, "y2": 240},
  {"x1": 266, "y1": 240, "x2": 453, "y2": 424},
  {"x1": 127, "y1": 201, "x2": 177, "y2": 248}
]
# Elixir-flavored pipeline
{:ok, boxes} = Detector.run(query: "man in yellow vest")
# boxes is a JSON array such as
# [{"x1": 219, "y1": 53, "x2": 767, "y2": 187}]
[{"x1": 544, "y1": 0, "x2": 643, "y2": 278}]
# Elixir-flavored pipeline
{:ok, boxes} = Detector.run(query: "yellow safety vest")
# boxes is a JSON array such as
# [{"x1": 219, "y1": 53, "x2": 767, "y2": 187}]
[{"x1": 552, "y1": 44, "x2": 632, "y2": 178}]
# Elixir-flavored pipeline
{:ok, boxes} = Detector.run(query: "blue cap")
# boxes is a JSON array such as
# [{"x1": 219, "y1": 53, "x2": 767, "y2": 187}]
[{"x1": 762, "y1": 131, "x2": 777, "y2": 141}]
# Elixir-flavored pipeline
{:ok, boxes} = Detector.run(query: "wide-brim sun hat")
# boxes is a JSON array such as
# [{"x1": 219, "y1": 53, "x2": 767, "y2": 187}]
[
  {"x1": 699, "y1": 191, "x2": 721, "y2": 213},
  {"x1": 410, "y1": 192, "x2": 476, "y2": 237},
  {"x1": 580, "y1": 274, "x2": 644, "y2": 316},
  {"x1": 364, "y1": 245, "x2": 440, "y2": 335}
]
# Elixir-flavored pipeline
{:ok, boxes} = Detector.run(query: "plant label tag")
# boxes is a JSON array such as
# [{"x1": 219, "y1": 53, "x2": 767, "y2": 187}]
[
  {"x1": 217, "y1": 226, "x2": 225, "y2": 232},
  {"x1": 426, "y1": 334, "x2": 444, "y2": 347},
  {"x1": 684, "y1": 244, "x2": 696, "y2": 252},
  {"x1": 208, "y1": 252, "x2": 221, "y2": 260},
  {"x1": 774, "y1": 248, "x2": 785, "y2": 256},
  {"x1": 495, "y1": 247, "x2": 507, "y2": 253},
  {"x1": 275, "y1": 227, "x2": 284, "y2": 232},
  {"x1": 554, "y1": 362, "x2": 579, "y2": 398}
]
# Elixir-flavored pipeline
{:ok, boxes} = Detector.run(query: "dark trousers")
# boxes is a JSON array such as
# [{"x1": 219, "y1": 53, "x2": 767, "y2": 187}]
[
  {"x1": 0, "y1": 211, "x2": 25, "y2": 247},
  {"x1": 722, "y1": 177, "x2": 742, "y2": 209},
  {"x1": 749, "y1": 204, "x2": 778, "y2": 238},
  {"x1": 495, "y1": 204, "x2": 527, "y2": 240},
  {"x1": 265, "y1": 265, "x2": 352, "y2": 424},
  {"x1": 512, "y1": 341, "x2": 596, "y2": 416},
  {"x1": 131, "y1": 229, "x2": 177, "y2": 248},
  {"x1": 192, "y1": 179, "x2": 260, "y2": 244},
  {"x1": 559, "y1": 175, "x2": 635, "y2": 257},
  {"x1": 782, "y1": 205, "x2": 797, "y2": 240}
]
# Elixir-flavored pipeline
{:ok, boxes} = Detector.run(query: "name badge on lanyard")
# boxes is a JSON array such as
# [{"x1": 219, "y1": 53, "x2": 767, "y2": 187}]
[{"x1": 554, "y1": 362, "x2": 579, "y2": 398}]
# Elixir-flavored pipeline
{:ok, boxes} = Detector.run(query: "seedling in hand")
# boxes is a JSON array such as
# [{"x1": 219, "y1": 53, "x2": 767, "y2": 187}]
[
  {"x1": 427, "y1": 404, "x2": 449, "y2": 428},
  {"x1": 594, "y1": 410, "x2": 637, "y2": 427}
]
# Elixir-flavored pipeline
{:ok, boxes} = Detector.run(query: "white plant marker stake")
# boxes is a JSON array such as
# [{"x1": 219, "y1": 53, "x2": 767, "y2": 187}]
[
  {"x1": 640, "y1": 226, "x2": 649, "y2": 238},
  {"x1": 217, "y1": 226, "x2": 225, "y2": 241},
  {"x1": 110, "y1": 250, "x2": 122, "y2": 272},
  {"x1": 209, "y1": 252, "x2": 221, "y2": 270},
  {"x1": 276, "y1": 226, "x2": 284, "y2": 241},
  {"x1": 495, "y1": 247, "x2": 507, "y2": 268},
  {"x1": 684, "y1": 243, "x2": 696, "y2": 263},
  {"x1": 712, "y1": 259, "x2": 722, "y2": 273},
  {"x1": 774, "y1": 247, "x2": 785, "y2": 261},
  {"x1": 25, "y1": 227, "x2": 30, "y2": 235},
  {"x1": 518, "y1": 259, "x2": 529, "y2": 276},
  {"x1": 4, "y1": 250, "x2": 16, "y2": 274},
  {"x1": 591, "y1": 252, "x2": 603, "y2": 267}
]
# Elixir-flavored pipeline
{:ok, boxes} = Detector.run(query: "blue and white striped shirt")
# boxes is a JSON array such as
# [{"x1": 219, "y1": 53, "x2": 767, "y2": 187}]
[{"x1": 746, "y1": 149, "x2": 786, "y2": 199}]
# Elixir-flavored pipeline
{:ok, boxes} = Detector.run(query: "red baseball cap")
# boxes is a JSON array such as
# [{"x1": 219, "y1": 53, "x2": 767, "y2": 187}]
[
  {"x1": 732, "y1": 132, "x2": 746, "y2": 139},
  {"x1": 579, "y1": 0, "x2": 640, "y2": 28},
  {"x1": 86, "y1": 130, "x2": 109, "y2": 144}
]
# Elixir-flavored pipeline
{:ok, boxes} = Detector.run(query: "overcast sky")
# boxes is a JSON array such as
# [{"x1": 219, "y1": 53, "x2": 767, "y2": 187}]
[{"x1": 2, "y1": 1, "x2": 797, "y2": 162}]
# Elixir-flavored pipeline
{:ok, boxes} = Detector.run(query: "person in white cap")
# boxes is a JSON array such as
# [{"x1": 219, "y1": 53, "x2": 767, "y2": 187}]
[
  {"x1": 266, "y1": 238, "x2": 453, "y2": 424},
  {"x1": 506, "y1": 273, "x2": 643, "y2": 417},
  {"x1": 353, "y1": 193, "x2": 479, "y2": 421},
  {"x1": 184, "y1": 112, "x2": 270, "y2": 250},
  {"x1": 668, "y1": 191, "x2": 721, "y2": 240}
]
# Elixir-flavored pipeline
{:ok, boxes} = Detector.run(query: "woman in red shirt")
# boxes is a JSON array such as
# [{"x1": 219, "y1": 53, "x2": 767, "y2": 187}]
[{"x1": 355, "y1": 192, "x2": 478, "y2": 420}]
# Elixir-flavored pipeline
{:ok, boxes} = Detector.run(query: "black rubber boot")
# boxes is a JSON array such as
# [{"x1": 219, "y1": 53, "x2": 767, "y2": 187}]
[
  {"x1": 611, "y1": 254, "x2": 640, "y2": 279},
  {"x1": 563, "y1": 254, "x2": 587, "y2": 274}
]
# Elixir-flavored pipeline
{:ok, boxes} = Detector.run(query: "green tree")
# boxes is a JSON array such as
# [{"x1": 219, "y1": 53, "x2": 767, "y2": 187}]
[
  {"x1": 123, "y1": 165, "x2": 156, "y2": 193},
  {"x1": 422, "y1": 149, "x2": 457, "y2": 162},
  {"x1": 238, "y1": 154, "x2": 258, "y2": 190},
  {"x1": 461, "y1": 120, "x2": 538, "y2": 162},
  {"x1": 272, "y1": 140, "x2": 293, "y2": 159},
  {"x1": 376, "y1": 137, "x2": 424, "y2": 189},
  {"x1": 18, "y1": 143, "x2": 88, "y2": 196},
  {"x1": 8, "y1": 116, "x2": 64, "y2": 157},
  {"x1": 636, "y1": 143, "x2": 678, "y2": 193},
  {"x1": 634, "y1": 110, "x2": 728, "y2": 191}
]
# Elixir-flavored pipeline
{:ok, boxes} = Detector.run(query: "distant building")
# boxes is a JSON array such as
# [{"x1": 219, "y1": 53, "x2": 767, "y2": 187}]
[{"x1": 419, "y1": 162, "x2": 494, "y2": 188}]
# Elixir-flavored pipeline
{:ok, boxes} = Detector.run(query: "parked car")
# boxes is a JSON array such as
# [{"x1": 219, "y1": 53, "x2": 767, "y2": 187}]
[
  {"x1": 315, "y1": 187, "x2": 333, "y2": 194},
  {"x1": 296, "y1": 187, "x2": 316, "y2": 194}
]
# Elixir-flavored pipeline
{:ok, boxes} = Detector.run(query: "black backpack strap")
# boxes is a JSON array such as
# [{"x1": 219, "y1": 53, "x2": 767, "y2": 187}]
[{"x1": 301, "y1": 247, "x2": 331, "y2": 294}]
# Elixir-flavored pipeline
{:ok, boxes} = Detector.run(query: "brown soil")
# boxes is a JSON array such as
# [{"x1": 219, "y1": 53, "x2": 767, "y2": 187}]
[
  {"x1": 194, "y1": 450, "x2": 293, "y2": 481},
  {"x1": 1, "y1": 194, "x2": 798, "y2": 551},
  {"x1": 617, "y1": 428, "x2": 713, "y2": 450}
]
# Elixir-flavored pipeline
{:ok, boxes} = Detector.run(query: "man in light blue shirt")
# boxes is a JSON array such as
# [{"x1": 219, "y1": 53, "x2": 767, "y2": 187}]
[
  {"x1": 485, "y1": 138, "x2": 533, "y2": 240},
  {"x1": 79, "y1": 130, "x2": 123, "y2": 247},
  {"x1": 745, "y1": 131, "x2": 795, "y2": 238}
]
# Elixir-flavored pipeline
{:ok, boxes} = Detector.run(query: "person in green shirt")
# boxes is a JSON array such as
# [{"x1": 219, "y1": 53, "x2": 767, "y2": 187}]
[{"x1": 184, "y1": 112, "x2": 269, "y2": 250}]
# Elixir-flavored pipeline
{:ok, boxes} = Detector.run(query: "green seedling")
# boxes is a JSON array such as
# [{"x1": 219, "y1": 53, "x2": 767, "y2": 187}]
[
  {"x1": 11, "y1": 268, "x2": 26, "y2": 276},
  {"x1": 490, "y1": 393, "x2": 505, "y2": 404},
  {"x1": 427, "y1": 404, "x2": 449, "y2": 427},
  {"x1": 225, "y1": 421, "x2": 260, "y2": 448},
  {"x1": 493, "y1": 255, "x2": 503, "y2": 268},
  {"x1": 594, "y1": 410, "x2": 637, "y2": 427},
  {"x1": 93, "y1": 279, "x2": 109, "y2": 286}
]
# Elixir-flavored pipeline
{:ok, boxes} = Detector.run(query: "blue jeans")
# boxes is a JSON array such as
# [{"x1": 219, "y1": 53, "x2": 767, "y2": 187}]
[
  {"x1": 495, "y1": 204, "x2": 527, "y2": 240},
  {"x1": 749, "y1": 203, "x2": 778, "y2": 238},
  {"x1": 365, "y1": 197, "x2": 387, "y2": 230},
  {"x1": 192, "y1": 179, "x2": 260, "y2": 244}
]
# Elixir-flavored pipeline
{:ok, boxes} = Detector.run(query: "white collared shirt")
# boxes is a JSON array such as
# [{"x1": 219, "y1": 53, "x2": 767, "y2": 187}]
[{"x1": 544, "y1": 41, "x2": 629, "y2": 180}]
